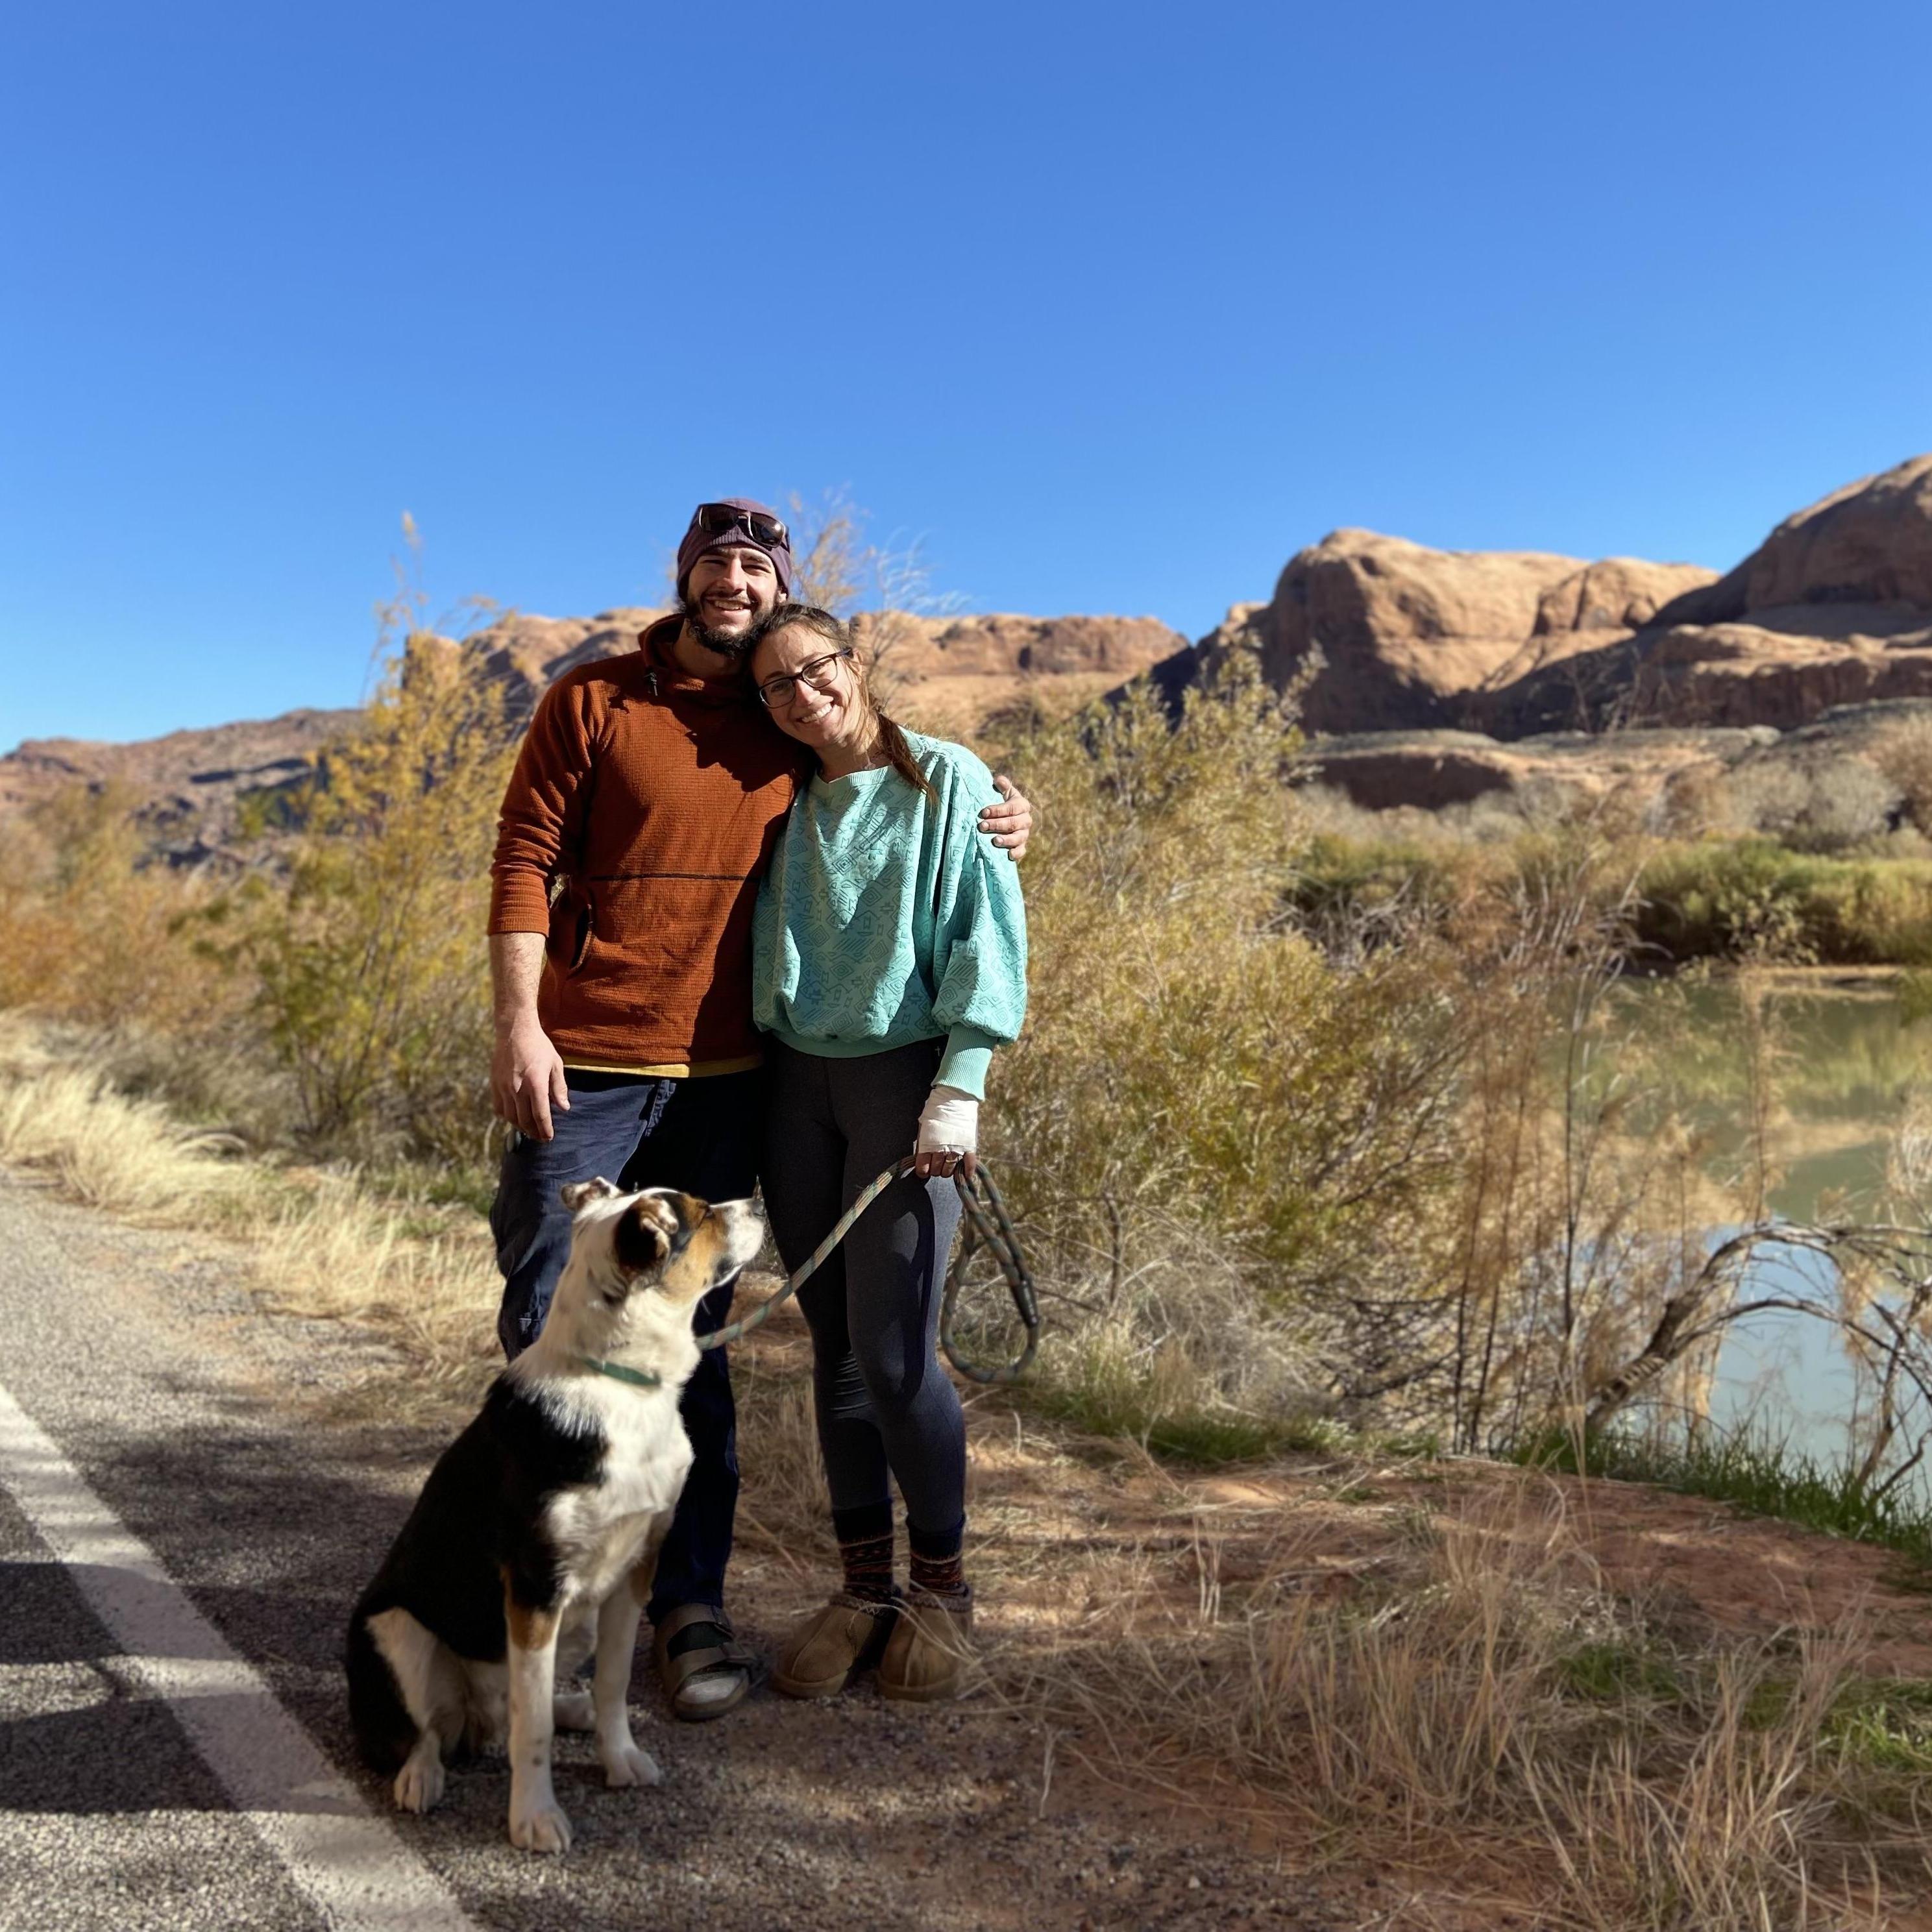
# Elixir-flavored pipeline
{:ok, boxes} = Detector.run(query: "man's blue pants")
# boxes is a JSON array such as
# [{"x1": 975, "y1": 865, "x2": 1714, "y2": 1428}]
[{"x1": 488, "y1": 1066, "x2": 764, "y2": 1626}]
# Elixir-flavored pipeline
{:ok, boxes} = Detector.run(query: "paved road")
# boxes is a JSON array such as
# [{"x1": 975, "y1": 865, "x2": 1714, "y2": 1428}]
[{"x1": 0, "y1": 1173, "x2": 1339, "y2": 1931}]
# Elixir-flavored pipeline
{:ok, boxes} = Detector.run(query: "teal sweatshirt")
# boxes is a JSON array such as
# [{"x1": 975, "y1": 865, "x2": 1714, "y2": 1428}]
[{"x1": 751, "y1": 729, "x2": 1028, "y2": 1099}]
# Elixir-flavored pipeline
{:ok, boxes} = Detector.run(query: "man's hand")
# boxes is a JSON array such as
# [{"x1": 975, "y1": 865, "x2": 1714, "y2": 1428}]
[
  {"x1": 981, "y1": 775, "x2": 1033, "y2": 861},
  {"x1": 492, "y1": 1019, "x2": 570, "y2": 1141}
]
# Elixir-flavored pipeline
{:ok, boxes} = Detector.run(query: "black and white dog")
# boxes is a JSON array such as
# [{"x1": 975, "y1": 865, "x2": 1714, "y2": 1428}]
[{"x1": 345, "y1": 1179, "x2": 763, "y2": 1853}]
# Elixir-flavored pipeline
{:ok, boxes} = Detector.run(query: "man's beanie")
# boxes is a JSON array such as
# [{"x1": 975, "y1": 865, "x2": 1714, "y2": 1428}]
[{"x1": 676, "y1": 498, "x2": 796, "y2": 601}]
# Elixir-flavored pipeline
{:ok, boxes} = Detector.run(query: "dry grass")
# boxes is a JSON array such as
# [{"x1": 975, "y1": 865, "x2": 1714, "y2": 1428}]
[
  {"x1": 1003, "y1": 1482, "x2": 1924, "y2": 1929},
  {"x1": 247, "y1": 1182, "x2": 500, "y2": 1388},
  {"x1": 0, "y1": 1022, "x2": 247, "y2": 1217},
  {"x1": 0, "y1": 1018, "x2": 499, "y2": 1388},
  {"x1": 731, "y1": 1336, "x2": 840, "y2": 1577}
]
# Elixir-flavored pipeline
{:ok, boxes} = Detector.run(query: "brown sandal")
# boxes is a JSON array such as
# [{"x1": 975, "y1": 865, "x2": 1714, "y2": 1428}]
[
  {"x1": 653, "y1": 1604, "x2": 755, "y2": 1722},
  {"x1": 771, "y1": 1593, "x2": 899, "y2": 1700}
]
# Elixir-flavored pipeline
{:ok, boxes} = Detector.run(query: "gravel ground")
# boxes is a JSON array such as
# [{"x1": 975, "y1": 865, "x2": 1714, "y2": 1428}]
[{"x1": 0, "y1": 1171, "x2": 1351, "y2": 1931}]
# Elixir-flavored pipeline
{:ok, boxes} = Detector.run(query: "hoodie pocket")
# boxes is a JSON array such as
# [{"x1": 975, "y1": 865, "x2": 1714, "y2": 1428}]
[{"x1": 546, "y1": 878, "x2": 594, "y2": 974}]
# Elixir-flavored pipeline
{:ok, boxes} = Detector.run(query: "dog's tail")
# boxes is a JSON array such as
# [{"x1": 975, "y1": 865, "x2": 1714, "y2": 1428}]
[{"x1": 344, "y1": 1600, "x2": 415, "y2": 1776}]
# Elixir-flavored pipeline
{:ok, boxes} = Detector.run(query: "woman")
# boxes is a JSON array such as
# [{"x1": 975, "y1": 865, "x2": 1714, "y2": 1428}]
[{"x1": 748, "y1": 605, "x2": 1027, "y2": 1703}]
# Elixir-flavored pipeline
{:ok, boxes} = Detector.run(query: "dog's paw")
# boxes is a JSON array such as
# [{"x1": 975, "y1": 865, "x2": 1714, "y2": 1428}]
[
  {"x1": 552, "y1": 1689, "x2": 596, "y2": 1732},
  {"x1": 508, "y1": 1802, "x2": 572, "y2": 1855},
  {"x1": 393, "y1": 1754, "x2": 446, "y2": 1814},
  {"x1": 602, "y1": 1741, "x2": 661, "y2": 1789}
]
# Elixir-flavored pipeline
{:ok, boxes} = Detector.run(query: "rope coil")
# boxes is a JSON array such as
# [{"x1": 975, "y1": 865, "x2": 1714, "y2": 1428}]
[{"x1": 694, "y1": 1157, "x2": 1039, "y2": 1384}]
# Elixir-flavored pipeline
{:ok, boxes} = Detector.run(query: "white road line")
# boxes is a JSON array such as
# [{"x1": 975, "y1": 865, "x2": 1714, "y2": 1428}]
[{"x1": 0, "y1": 1380, "x2": 483, "y2": 1932}]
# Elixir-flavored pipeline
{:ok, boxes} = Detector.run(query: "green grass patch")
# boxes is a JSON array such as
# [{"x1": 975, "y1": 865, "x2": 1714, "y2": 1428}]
[
  {"x1": 1026, "y1": 1376, "x2": 1343, "y2": 1466},
  {"x1": 1290, "y1": 827, "x2": 1932, "y2": 967},
  {"x1": 1633, "y1": 840, "x2": 1932, "y2": 966},
  {"x1": 1558, "y1": 1638, "x2": 1683, "y2": 1704},
  {"x1": 1516, "y1": 1423, "x2": 1932, "y2": 1568},
  {"x1": 1825, "y1": 1678, "x2": 1932, "y2": 1776}
]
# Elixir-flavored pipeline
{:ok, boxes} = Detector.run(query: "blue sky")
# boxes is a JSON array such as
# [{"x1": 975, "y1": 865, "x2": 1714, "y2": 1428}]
[{"x1": 4, "y1": 1, "x2": 1929, "y2": 746}]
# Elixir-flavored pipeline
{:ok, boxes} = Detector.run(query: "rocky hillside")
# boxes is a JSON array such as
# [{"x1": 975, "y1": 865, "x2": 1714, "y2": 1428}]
[
  {"x1": 0, "y1": 607, "x2": 1182, "y2": 866},
  {"x1": 0, "y1": 708, "x2": 361, "y2": 866},
  {"x1": 1168, "y1": 452, "x2": 1932, "y2": 743}
]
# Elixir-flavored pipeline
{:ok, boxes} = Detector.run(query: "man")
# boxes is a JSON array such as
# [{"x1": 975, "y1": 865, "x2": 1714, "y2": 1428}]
[{"x1": 485, "y1": 498, "x2": 1031, "y2": 1720}]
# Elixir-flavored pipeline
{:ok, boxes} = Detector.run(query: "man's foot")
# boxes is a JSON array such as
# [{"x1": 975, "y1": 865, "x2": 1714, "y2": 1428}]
[
  {"x1": 652, "y1": 1604, "x2": 754, "y2": 1722},
  {"x1": 770, "y1": 1593, "x2": 899, "y2": 1700},
  {"x1": 877, "y1": 1587, "x2": 975, "y2": 1703}
]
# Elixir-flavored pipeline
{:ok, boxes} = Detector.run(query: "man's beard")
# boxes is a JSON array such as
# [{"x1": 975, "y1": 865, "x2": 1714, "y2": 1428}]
[{"x1": 679, "y1": 598, "x2": 776, "y2": 661}]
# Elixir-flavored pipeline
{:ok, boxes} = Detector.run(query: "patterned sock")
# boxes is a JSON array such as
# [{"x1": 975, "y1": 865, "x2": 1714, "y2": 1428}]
[
  {"x1": 907, "y1": 1516, "x2": 969, "y2": 1600},
  {"x1": 833, "y1": 1501, "x2": 897, "y2": 1604}
]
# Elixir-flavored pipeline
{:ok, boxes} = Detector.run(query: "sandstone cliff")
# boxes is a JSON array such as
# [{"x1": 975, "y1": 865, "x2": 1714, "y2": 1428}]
[
  {"x1": 1185, "y1": 533, "x2": 1717, "y2": 733},
  {"x1": 1147, "y1": 454, "x2": 1932, "y2": 756},
  {"x1": 1480, "y1": 456, "x2": 1932, "y2": 735}
]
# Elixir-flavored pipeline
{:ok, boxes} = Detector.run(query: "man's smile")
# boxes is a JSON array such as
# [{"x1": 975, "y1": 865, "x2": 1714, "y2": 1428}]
[{"x1": 700, "y1": 589, "x2": 754, "y2": 624}]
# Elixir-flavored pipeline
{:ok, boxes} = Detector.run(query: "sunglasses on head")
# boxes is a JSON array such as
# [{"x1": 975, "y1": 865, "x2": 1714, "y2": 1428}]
[{"x1": 689, "y1": 503, "x2": 789, "y2": 550}]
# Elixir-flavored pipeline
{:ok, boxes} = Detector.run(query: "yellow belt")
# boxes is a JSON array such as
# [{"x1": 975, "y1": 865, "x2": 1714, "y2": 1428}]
[{"x1": 559, "y1": 1053, "x2": 764, "y2": 1081}]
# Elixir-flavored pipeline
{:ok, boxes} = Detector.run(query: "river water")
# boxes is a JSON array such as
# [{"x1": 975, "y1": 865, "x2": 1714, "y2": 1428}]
[{"x1": 1616, "y1": 975, "x2": 1928, "y2": 1463}]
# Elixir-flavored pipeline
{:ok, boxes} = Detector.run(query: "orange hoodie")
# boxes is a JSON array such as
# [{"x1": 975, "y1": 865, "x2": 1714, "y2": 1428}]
[{"x1": 488, "y1": 617, "x2": 807, "y2": 1071}]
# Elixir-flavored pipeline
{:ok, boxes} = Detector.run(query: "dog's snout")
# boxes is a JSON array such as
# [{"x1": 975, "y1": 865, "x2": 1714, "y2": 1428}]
[{"x1": 711, "y1": 1198, "x2": 766, "y2": 1274}]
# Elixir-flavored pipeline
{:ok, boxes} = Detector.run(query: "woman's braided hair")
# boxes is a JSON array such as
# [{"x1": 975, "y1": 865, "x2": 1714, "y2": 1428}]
[{"x1": 759, "y1": 604, "x2": 936, "y2": 801}]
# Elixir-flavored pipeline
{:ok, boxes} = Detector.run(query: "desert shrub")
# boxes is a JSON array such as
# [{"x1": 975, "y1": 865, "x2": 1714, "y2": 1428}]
[
  {"x1": 1872, "y1": 710, "x2": 1932, "y2": 834},
  {"x1": 984, "y1": 653, "x2": 1484, "y2": 1434},
  {"x1": 217, "y1": 636, "x2": 516, "y2": 1162},
  {"x1": 1717, "y1": 753, "x2": 1901, "y2": 853},
  {"x1": 1284, "y1": 829, "x2": 1474, "y2": 951},
  {"x1": 1633, "y1": 840, "x2": 1819, "y2": 962},
  {"x1": 0, "y1": 781, "x2": 241, "y2": 1036}
]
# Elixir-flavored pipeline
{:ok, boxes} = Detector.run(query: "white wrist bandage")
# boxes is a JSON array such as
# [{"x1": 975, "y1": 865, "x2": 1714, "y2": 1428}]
[{"x1": 915, "y1": 1084, "x2": 980, "y2": 1156}]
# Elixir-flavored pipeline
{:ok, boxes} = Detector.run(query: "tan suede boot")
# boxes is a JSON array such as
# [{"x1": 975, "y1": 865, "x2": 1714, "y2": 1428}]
[
  {"x1": 770, "y1": 1593, "x2": 898, "y2": 1700},
  {"x1": 877, "y1": 1587, "x2": 975, "y2": 1702}
]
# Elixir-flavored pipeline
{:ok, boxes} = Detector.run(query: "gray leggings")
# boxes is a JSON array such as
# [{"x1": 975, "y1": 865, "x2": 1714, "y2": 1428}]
[{"x1": 761, "y1": 1038, "x2": 965, "y2": 1545}]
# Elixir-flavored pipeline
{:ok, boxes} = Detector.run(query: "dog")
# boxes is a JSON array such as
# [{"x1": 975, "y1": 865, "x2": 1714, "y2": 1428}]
[{"x1": 345, "y1": 1178, "x2": 764, "y2": 1853}]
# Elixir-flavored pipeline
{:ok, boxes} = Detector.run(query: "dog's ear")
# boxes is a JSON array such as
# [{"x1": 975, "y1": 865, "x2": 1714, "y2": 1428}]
[
  {"x1": 613, "y1": 1197, "x2": 676, "y2": 1276},
  {"x1": 559, "y1": 1177, "x2": 622, "y2": 1213}
]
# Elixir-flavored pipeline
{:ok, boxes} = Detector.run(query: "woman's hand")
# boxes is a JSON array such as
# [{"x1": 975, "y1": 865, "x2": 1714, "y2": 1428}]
[
  {"x1": 913, "y1": 1147, "x2": 977, "y2": 1182},
  {"x1": 914, "y1": 1084, "x2": 979, "y2": 1182}
]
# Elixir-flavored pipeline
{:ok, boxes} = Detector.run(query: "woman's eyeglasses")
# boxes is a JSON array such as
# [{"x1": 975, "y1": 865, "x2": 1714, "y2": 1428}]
[
  {"x1": 690, "y1": 502, "x2": 789, "y2": 549},
  {"x1": 756, "y1": 648, "x2": 853, "y2": 710}
]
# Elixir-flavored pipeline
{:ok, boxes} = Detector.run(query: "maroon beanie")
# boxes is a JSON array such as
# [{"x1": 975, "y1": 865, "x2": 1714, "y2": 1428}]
[{"x1": 675, "y1": 498, "x2": 796, "y2": 601}]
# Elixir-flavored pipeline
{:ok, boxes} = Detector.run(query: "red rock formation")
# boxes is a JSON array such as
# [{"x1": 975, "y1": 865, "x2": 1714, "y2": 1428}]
[
  {"x1": 1177, "y1": 535, "x2": 1717, "y2": 735},
  {"x1": 1480, "y1": 456, "x2": 1932, "y2": 735},
  {"x1": 850, "y1": 610, "x2": 1183, "y2": 680},
  {"x1": 1158, "y1": 455, "x2": 1932, "y2": 748}
]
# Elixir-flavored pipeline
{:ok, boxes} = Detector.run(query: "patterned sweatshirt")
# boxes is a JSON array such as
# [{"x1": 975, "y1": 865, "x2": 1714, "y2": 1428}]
[{"x1": 750, "y1": 730, "x2": 1028, "y2": 1099}]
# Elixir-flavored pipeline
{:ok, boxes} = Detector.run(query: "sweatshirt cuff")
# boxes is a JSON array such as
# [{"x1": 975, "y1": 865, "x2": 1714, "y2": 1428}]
[
  {"x1": 936, "y1": 1027, "x2": 997, "y2": 1099},
  {"x1": 489, "y1": 872, "x2": 555, "y2": 935}
]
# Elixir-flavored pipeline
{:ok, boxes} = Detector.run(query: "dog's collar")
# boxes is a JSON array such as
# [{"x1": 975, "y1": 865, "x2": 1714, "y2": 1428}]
[{"x1": 573, "y1": 1353, "x2": 663, "y2": 1391}]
